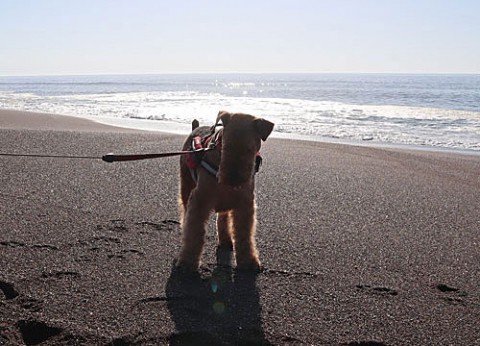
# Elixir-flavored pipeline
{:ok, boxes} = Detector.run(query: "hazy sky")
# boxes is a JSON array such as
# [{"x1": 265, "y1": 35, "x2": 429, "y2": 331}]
[{"x1": 1, "y1": 0, "x2": 479, "y2": 75}]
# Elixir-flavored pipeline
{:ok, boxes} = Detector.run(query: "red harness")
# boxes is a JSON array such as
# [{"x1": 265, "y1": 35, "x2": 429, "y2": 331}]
[
  {"x1": 185, "y1": 129, "x2": 262, "y2": 180},
  {"x1": 185, "y1": 130, "x2": 222, "y2": 171}
]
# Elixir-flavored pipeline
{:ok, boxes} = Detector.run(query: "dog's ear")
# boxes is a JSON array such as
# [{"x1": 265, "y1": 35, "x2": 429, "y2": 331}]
[
  {"x1": 254, "y1": 118, "x2": 274, "y2": 141},
  {"x1": 218, "y1": 110, "x2": 232, "y2": 127},
  {"x1": 192, "y1": 119, "x2": 199, "y2": 130}
]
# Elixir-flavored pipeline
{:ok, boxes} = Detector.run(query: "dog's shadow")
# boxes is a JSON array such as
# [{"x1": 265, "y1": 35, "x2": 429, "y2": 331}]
[{"x1": 166, "y1": 252, "x2": 271, "y2": 345}]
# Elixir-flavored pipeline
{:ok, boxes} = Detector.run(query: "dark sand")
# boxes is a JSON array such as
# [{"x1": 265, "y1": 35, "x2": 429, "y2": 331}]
[{"x1": 1, "y1": 109, "x2": 479, "y2": 345}]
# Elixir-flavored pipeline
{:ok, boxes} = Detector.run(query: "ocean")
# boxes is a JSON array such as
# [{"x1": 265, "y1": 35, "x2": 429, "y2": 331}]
[{"x1": 1, "y1": 73, "x2": 479, "y2": 151}]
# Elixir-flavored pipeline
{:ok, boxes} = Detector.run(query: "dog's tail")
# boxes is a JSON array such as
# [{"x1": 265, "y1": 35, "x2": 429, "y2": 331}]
[{"x1": 192, "y1": 119, "x2": 199, "y2": 131}]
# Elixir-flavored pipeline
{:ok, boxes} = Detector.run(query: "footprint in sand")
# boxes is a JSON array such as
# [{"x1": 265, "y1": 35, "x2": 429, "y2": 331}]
[
  {"x1": 346, "y1": 342, "x2": 388, "y2": 346},
  {"x1": 0, "y1": 280, "x2": 19, "y2": 300},
  {"x1": 41, "y1": 271, "x2": 81, "y2": 280},
  {"x1": 92, "y1": 235, "x2": 122, "y2": 244},
  {"x1": 17, "y1": 320, "x2": 63, "y2": 345},
  {"x1": 31, "y1": 244, "x2": 59, "y2": 250},
  {"x1": 17, "y1": 296, "x2": 44, "y2": 313},
  {"x1": 436, "y1": 283, "x2": 467, "y2": 305},
  {"x1": 107, "y1": 219, "x2": 128, "y2": 232},
  {"x1": 1, "y1": 240, "x2": 58, "y2": 251},
  {"x1": 0, "y1": 240, "x2": 26, "y2": 248},
  {"x1": 0, "y1": 279, "x2": 44, "y2": 312},
  {"x1": 95, "y1": 219, "x2": 128, "y2": 234},
  {"x1": 136, "y1": 219, "x2": 180, "y2": 233},
  {"x1": 356, "y1": 284, "x2": 398, "y2": 297},
  {"x1": 0, "y1": 281, "x2": 92, "y2": 344}
]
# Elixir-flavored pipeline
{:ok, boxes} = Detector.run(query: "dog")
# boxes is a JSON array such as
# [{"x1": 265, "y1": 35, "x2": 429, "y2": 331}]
[{"x1": 177, "y1": 111, "x2": 274, "y2": 271}]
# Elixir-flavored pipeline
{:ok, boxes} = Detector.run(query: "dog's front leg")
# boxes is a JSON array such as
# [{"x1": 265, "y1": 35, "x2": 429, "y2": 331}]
[
  {"x1": 177, "y1": 187, "x2": 213, "y2": 270},
  {"x1": 217, "y1": 211, "x2": 233, "y2": 249},
  {"x1": 216, "y1": 211, "x2": 234, "y2": 267},
  {"x1": 232, "y1": 200, "x2": 261, "y2": 271}
]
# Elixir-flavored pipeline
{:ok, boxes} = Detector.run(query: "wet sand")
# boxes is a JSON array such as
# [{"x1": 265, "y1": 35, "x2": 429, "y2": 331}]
[{"x1": 1, "y1": 109, "x2": 479, "y2": 345}]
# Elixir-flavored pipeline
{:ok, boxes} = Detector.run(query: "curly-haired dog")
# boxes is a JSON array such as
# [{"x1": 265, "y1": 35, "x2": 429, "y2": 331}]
[{"x1": 177, "y1": 111, "x2": 274, "y2": 271}]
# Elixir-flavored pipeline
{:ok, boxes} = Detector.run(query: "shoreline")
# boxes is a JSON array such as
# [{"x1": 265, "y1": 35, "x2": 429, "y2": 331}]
[
  {"x1": 2, "y1": 107, "x2": 479, "y2": 156},
  {"x1": 0, "y1": 108, "x2": 149, "y2": 133}
]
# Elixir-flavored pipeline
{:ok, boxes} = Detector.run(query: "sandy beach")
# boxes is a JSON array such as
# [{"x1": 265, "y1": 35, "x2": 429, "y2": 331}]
[{"x1": 1, "y1": 109, "x2": 479, "y2": 345}]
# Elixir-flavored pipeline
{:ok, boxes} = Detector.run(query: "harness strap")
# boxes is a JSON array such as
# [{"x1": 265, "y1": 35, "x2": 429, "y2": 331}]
[{"x1": 200, "y1": 159, "x2": 219, "y2": 176}]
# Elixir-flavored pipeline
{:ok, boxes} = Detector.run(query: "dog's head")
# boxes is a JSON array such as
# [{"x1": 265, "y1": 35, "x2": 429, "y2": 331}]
[{"x1": 216, "y1": 111, "x2": 274, "y2": 188}]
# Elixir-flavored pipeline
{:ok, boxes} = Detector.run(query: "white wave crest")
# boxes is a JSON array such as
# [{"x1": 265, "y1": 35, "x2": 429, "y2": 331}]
[{"x1": 1, "y1": 90, "x2": 479, "y2": 150}]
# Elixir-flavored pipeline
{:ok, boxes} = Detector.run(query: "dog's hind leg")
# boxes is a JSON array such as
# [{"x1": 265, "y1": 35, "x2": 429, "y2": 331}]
[
  {"x1": 178, "y1": 164, "x2": 195, "y2": 226},
  {"x1": 232, "y1": 201, "x2": 260, "y2": 271}
]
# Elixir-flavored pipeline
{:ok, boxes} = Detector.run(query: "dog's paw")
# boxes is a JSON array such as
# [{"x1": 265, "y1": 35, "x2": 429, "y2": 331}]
[
  {"x1": 173, "y1": 258, "x2": 200, "y2": 273},
  {"x1": 236, "y1": 259, "x2": 262, "y2": 273},
  {"x1": 216, "y1": 246, "x2": 234, "y2": 267}
]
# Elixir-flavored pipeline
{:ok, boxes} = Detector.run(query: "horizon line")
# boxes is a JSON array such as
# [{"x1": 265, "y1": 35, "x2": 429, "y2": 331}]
[{"x1": 1, "y1": 71, "x2": 480, "y2": 78}]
